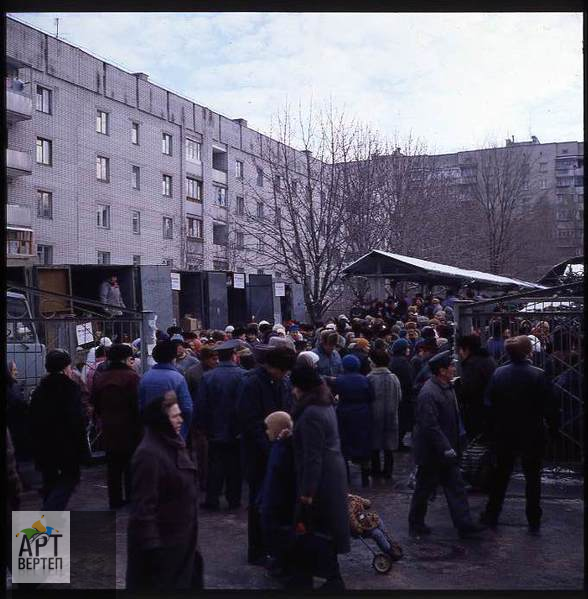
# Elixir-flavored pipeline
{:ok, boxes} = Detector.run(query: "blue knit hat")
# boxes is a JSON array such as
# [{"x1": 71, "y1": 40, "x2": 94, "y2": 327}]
[
  {"x1": 391, "y1": 338, "x2": 409, "y2": 355},
  {"x1": 342, "y1": 354, "x2": 361, "y2": 372}
]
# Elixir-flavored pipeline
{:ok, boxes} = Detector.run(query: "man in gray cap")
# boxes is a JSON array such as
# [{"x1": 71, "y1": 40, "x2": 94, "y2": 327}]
[
  {"x1": 198, "y1": 339, "x2": 247, "y2": 511},
  {"x1": 408, "y1": 350, "x2": 486, "y2": 539}
]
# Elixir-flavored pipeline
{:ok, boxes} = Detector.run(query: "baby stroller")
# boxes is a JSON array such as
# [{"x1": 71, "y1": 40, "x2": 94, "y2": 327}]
[{"x1": 352, "y1": 527, "x2": 403, "y2": 574}]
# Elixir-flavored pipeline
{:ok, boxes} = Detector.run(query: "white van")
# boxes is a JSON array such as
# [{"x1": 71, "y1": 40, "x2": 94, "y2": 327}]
[{"x1": 6, "y1": 291, "x2": 46, "y2": 399}]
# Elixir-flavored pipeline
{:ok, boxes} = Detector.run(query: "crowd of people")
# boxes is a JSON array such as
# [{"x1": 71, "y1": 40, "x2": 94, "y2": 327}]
[{"x1": 6, "y1": 288, "x2": 570, "y2": 591}]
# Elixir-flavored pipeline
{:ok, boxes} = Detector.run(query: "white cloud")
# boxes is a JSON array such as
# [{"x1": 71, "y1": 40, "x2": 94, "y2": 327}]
[{"x1": 10, "y1": 11, "x2": 583, "y2": 152}]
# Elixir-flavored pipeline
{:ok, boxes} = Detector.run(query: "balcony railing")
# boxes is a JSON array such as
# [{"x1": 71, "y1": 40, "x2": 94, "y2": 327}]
[
  {"x1": 212, "y1": 168, "x2": 228, "y2": 185},
  {"x1": 6, "y1": 81, "x2": 32, "y2": 124},
  {"x1": 7, "y1": 149, "x2": 33, "y2": 178},
  {"x1": 7, "y1": 203, "x2": 32, "y2": 228}
]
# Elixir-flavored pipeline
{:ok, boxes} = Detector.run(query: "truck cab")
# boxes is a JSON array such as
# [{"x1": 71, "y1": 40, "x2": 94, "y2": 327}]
[{"x1": 6, "y1": 291, "x2": 46, "y2": 399}]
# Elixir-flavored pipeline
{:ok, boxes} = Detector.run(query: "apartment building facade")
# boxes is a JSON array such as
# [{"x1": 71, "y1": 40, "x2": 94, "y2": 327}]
[
  {"x1": 5, "y1": 16, "x2": 307, "y2": 278},
  {"x1": 6, "y1": 16, "x2": 583, "y2": 285}
]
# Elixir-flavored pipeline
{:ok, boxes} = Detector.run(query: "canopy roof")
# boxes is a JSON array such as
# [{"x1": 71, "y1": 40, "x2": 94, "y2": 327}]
[
  {"x1": 536, "y1": 256, "x2": 584, "y2": 286},
  {"x1": 342, "y1": 250, "x2": 545, "y2": 290}
]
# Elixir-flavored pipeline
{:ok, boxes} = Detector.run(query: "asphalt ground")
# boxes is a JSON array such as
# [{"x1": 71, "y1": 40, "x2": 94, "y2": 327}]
[{"x1": 11, "y1": 452, "x2": 584, "y2": 592}]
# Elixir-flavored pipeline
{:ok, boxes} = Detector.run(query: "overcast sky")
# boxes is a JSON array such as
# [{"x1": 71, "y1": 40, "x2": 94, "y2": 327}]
[{"x1": 10, "y1": 12, "x2": 583, "y2": 154}]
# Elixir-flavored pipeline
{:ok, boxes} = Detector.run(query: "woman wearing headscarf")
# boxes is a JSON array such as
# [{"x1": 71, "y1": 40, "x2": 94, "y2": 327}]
[
  {"x1": 126, "y1": 391, "x2": 203, "y2": 592},
  {"x1": 290, "y1": 365, "x2": 350, "y2": 592},
  {"x1": 331, "y1": 354, "x2": 374, "y2": 487}
]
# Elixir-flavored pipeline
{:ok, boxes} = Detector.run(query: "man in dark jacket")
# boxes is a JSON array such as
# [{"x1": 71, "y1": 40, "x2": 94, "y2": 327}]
[
  {"x1": 237, "y1": 346, "x2": 297, "y2": 565},
  {"x1": 29, "y1": 349, "x2": 88, "y2": 510},
  {"x1": 389, "y1": 338, "x2": 415, "y2": 450},
  {"x1": 198, "y1": 340, "x2": 246, "y2": 511},
  {"x1": 480, "y1": 336, "x2": 559, "y2": 533},
  {"x1": 408, "y1": 351, "x2": 486, "y2": 539},
  {"x1": 456, "y1": 335, "x2": 496, "y2": 440},
  {"x1": 91, "y1": 343, "x2": 142, "y2": 509}
]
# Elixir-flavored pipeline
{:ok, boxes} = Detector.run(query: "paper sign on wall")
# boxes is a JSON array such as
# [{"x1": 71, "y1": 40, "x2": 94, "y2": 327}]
[
  {"x1": 170, "y1": 272, "x2": 181, "y2": 291},
  {"x1": 275, "y1": 282, "x2": 286, "y2": 297},
  {"x1": 233, "y1": 273, "x2": 245, "y2": 289},
  {"x1": 76, "y1": 322, "x2": 94, "y2": 346}
]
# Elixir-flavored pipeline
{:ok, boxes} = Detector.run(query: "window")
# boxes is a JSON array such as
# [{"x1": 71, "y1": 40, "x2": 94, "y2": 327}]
[
  {"x1": 97, "y1": 251, "x2": 111, "y2": 265},
  {"x1": 257, "y1": 167, "x2": 264, "y2": 186},
  {"x1": 37, "y1": 244, "x2": 53, "y2": 265},
  {"x1": 97, "y1": 204, "x2": 110, "y2": 229},
  {"x1": 274, "y1": 174, "x2": 282, "y2": 191},
  {"x1": 236, "y1": 196, "x2": 245, "y2": 215},
  {"x1": 186, "y1": 217, "x2": 203, "y2": 239},
  {"x1": 36, "y1": 86, "x2": 52, "y2": 114},
  {"x1": 162, "y1": 133, "x2": 172, "y2": 156},
  {"x1": 258, "y1": 238, "x2": 265, "y2": 252},
  {"x1": 132, "y1": 210, "x2": 141, "y2": 234},
  {"x1": 213, "y1": 223, "x2": 228, "y2": 246},
  {"x1": 291, "y1": 180, "x2": 298, "y2": 194},
  {"x1": 96, "y1": 156, "x2": 110, "y2": 182},
  {"x1": 575, "y1": 176, "x2": 583, "y2": 187},
  {"x1": 236, "y1": 231, "x2": 245, "y2": 249},
  {"x1": 522, "y1": 179, "x2": 529, "y2": 191},
  {"x1": 163, "y1": 217, "x2": 173, "y2": 239},
  {"x1": 213, "y1": 260, "x2": 229, "y2": 271},
  {"x1": 257, "y1": 269, "x2": 264, "y2": 275},
  {"x1": 540, "y1": 179, "x2": 548, "y2": 190},
  {"x1": 37, "y1": 190, "x2": 53, "y2": 219},
  {"x1": 162, "y1": 175, "x2": 172, "y2": 197},
  {"x1": 235, "y1": 160, "x2": 244, "y2": 179},
  {"x1": 186, "y1": 177, "x2": 202, "y2": 201},
  {"x1": 162, "y1": 258, "x2": 174, "y2": 267},
  {"x1": 7, "y1": 229, "x2": 33, "y2": 257},
  {"x1": 132, "y1": 166, "x2": 140, "y2": 190},
  {"x1": 275, "y1": 271, "x2": 282, "y2": 280},
  {"x1": 257, "y1": 202, "x2": 264, "y2": 219},
  {"x1": 131, "y1": 122, "x2": 139, "y2": 145},
  {"x1": 274, "y1": 206, "x2": 281, "y2": 225},
  {"x1": 186, "y1": 138, "x2": 201, "y2": 162},
  {"x1": 539, "y1": 161, "x2": 548, "y2": 173},
  {"x1": 556, "y1": 176, "x2": 574, "y2": 188},
  {"x1": 36, "y1": 137, "x2": 52, "y2": 165},
  {"x1": 132, "y1": 255, "x2": 141, "y2": 266},
  {"x1": 216, "y1": 187, "x2": 227, "y2": 207},
  {"x1": 96, "y1": 110, "x2": 109, "y2": 134}
]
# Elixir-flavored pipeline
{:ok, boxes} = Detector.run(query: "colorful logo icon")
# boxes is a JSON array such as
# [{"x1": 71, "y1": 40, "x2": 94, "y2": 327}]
[{"x1": 15, "y1": 515, "x2": 59, "y2": 542}]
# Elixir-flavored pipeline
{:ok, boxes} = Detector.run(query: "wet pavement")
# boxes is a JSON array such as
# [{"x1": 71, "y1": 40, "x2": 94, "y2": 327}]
[{"x1": 13, "y1": 452, "x2": 584, "y2": 592}]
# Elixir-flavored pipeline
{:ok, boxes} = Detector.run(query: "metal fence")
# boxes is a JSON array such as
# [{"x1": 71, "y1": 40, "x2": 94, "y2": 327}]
[
  {"x1": 453, "y1": 282, "x2": 584, "y2": 467},
  {"x1": 6, "y1": 282, "x2": 155, "y2": 400}
]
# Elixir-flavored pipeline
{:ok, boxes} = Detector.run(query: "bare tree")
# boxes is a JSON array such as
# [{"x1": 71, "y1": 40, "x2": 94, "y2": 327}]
[{"x1": 241, "y1": 103, "x2": 357, "y2": 324}]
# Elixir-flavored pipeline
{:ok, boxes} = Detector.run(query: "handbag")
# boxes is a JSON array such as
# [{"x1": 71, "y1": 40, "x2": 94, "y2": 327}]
[{"x1": 460, "y1": 435, "x2": 495, "y2": 491}]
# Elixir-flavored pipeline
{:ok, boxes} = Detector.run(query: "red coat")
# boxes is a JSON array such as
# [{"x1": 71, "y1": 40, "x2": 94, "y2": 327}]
[{"x1": 91, "y1": 363, "x2": 142, "y2": 454}]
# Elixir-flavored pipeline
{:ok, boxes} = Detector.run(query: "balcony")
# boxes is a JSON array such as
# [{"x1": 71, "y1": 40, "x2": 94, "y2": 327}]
[
  {"x1": 6, "y1": 205, "x2": 34, "y2": 260},
  {"x1": 6, "y1": 80, "x2": 33, "y2": 124},
  {"x1": 212, "y1": 168, "x2": 228, "y2": 185},
  {"x1": 6, "y1": 149, "x2": 33, "y2": 178}
]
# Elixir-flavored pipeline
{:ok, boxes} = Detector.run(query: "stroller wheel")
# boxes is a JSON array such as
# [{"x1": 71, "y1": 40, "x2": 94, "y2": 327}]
[{"x1": 372, "y1": 553, "x2": 392, "y2": 574}]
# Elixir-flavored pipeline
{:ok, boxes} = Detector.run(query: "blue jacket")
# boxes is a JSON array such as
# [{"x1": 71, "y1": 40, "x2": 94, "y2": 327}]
[
  {"x1": 138, "y1": 363, "x2": 192, "y2": 439},
  {"x1": 313, "y1": 345, "x2": 343, "y2": 377},
  {"x1": 197, "y1": 361, "x2": 246, "y2": 443},
  {"x1": 332, "y1": 372, "x2": 373, "y2": 460}
]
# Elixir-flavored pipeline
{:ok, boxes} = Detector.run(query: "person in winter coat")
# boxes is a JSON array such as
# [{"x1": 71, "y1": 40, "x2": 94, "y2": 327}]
[
  {"x1": 237, "y1": 346, "x2": 297, "y2": 565},
  {"x1": 408, "y1": 351, "x2": 486, "y2": 539},
  {"x1": 389, "y1": 339, "x2": 415, "y2": 451},
  {"x1": 455, "y1": 335, "x2": 496, "y2": 440},
  {"x1": 348, "y1": 494, "x2": 402, "y2": 560},
  {"x1": 257, "y1": 411, "x2": 297, "y2": 578},
  {"x1": 91, "y1": 343, "x2": 142, "y2": 509},
  {"x1": 6, "y1": 361, "x2": 31, "y2": 460},
  {"x1": 138, "y1": 341, "x2": 193, "y2": 440},
  {"x1": 331, "y1": 354, "x2": 373, "y2": 487},
  {"x1": 312, "y1": 330, "x2": 343, "y2": 378},
  {"x1": 480, "y1": 336, "x2": 559, "y2": 533},
  {"x1": 198, "y1": 340, "x2": 246, "y2": 510},
  {"x1": 290, "y1": 365, "x2": 350, "y2": 592},
  {"x1": 349, "y1": 338, "x2": 372, "y2": 375},
  {"x1": 99, "y1": 275, "x2": 126, "y2": 316},
  {"x1": 367, "y1": 350, "x2": 402, "y2": 480},
  {"x1": 126, "y1": 392, "x2": 203, "y2": 592},
  {"x1": 29, "y1": 349, "x2": 88, "y2": 510}
]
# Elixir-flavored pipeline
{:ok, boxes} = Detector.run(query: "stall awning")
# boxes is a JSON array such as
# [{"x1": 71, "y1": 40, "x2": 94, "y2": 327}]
[
  {"x1": 342, "y1": 250, "x2": 545, "y2": 290},
  {"x1": 536, "y1": 256, "x2": 584, "y2": 286}
]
